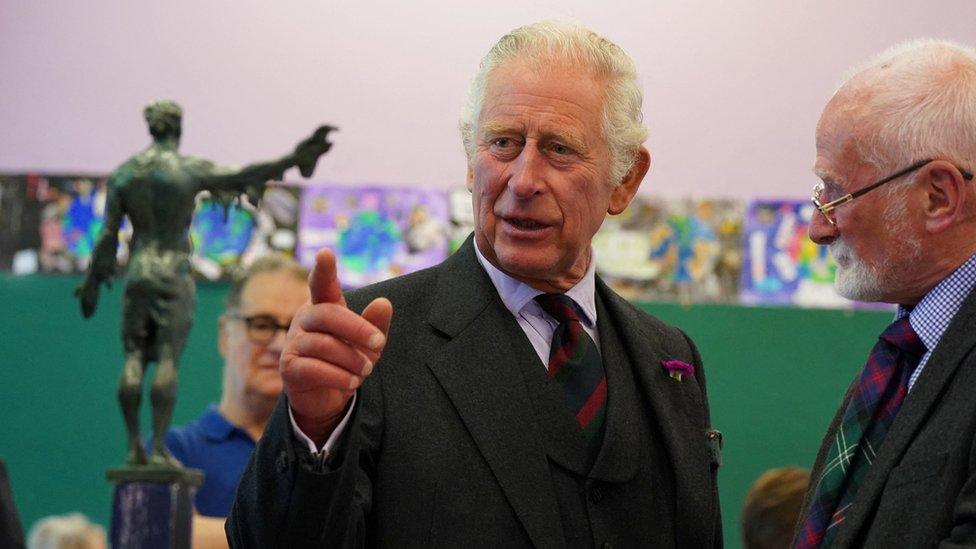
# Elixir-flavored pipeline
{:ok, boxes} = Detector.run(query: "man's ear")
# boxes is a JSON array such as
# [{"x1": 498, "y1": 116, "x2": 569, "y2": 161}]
[
  {"x1": 923, "y1": 161, "x2": 970, "y2": 233},
  {"x1": 466, "y1": 165, "x2": 474, "y2": 192},
  {"x1": 217, "y1": 315, "x2": 229, "y2": 359},
  {"x1": 608, "y1": 146, "x2": 651, "y2": 215}
]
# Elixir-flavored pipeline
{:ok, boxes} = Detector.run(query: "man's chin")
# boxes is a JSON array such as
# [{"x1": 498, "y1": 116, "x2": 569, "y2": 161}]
[
  {"x1": 494, "y1": 249, "x2": 557, "y2": 281},
  {"x1": 248, "y1": 385, "x2": 283, "y2": 404},
  {"x1": 834, "y1": 270, "x2": 884, "y2": 302}
]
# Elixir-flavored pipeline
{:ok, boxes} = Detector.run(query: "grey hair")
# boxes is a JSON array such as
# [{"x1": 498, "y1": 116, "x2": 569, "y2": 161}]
[
  {"x1": 837, "y1": 39, "x2": 976, "y2": 187},
  {"x1": 459, "y1": 21, "x2": 648, "y2": 186},
  {"x1": 225, "y1": 253, "x2": 309, "y2": 311},
  {"x1": 27, "y1": 513, "x2": 106, "y2": 549}
]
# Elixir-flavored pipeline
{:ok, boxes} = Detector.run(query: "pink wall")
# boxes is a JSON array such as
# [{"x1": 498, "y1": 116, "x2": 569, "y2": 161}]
[{"x1": 2, "y1": 1, "x2": 974, "y2": 198}]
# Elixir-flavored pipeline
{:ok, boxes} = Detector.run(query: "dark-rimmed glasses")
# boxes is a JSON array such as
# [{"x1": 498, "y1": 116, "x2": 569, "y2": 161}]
[
  {"x1": 229, "y1": 314, "x2": 291, "y2": 345},
  {"x1": 812, "y1": 159, "x2": 974, "y2": 226}
]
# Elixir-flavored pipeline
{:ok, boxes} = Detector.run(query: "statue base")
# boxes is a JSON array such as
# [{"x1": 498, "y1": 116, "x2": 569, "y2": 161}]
[{"x1": 107, "y1": 466, "x2": 204, "y2": 549}]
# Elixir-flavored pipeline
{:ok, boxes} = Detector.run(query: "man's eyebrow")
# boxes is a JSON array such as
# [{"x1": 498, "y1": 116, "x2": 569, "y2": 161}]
[
  {"x1": 813, "y1": 167, "x2": 834, "y2": 183},
  {"x1": 481, "y1": 121, "x2": 523, "y2": 137}
]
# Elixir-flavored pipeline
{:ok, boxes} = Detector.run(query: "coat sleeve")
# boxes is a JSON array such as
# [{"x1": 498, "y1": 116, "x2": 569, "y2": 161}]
[{"x1": 226, "y1": 379, "x2": 383, "y2": 548}]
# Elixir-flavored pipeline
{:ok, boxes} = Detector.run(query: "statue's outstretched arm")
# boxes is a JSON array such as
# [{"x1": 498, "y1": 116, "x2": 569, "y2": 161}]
[
  {"x1": 75, "y1": 176, "x2": 124, "y2": 317},
  {"x1": 197, "y1": 125, "x2": 336, "y2": 208}
]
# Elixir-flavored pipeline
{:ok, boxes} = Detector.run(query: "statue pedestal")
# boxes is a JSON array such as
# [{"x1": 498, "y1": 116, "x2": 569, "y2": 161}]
[{"x1": 107, "y1": 467, "x2": 204, "y2": 549}]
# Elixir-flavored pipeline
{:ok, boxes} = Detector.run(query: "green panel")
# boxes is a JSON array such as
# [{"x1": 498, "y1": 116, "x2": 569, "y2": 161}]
[
  {"x1": 0, "y1": 275, "x2": 226, "y2": 532},
  {"x1": 641, "y1": 302, "x2": 891, "y2": 548},
  {"x1": 0, "y1": 276, "x2": 891, "y2": 546}
]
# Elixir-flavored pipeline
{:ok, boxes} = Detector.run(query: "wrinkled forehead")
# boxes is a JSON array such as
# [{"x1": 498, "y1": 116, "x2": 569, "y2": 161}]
[
  {"x1": 489, "y1": 55, "x2": 603, "y2": 87},
  {"x1": 815, "y1": 87, "x2": 876, "y2": 167},
  {"x1": 238, "y1": 270, "x2": 309, "y2": 312},
  {"x1": 817, "y1": 69, "x2": 882, "y2": 134},
  {"x1": 813, "y1": 135, "x2": 881, "y2": 192}
]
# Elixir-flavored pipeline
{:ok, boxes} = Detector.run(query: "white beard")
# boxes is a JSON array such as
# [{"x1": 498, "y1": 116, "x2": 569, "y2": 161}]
[
  {"x1": 829, "y1": 197, "x2": 921, "y2": 302},
  {"x1": 830, "y1": 239, "x2": 891, "y2": 301}
]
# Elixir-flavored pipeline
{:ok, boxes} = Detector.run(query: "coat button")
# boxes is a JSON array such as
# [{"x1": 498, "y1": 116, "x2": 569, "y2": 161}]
[
  {"x1": 589, "y1": 486, "x2": 603, "y2": 503},
  {"x1": 602, "y1": 543, "x2": 613, "y2": 549}
]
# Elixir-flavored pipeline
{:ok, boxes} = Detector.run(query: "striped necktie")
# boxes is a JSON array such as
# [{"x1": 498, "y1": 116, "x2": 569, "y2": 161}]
[
  {"x1": 534, "y1": 293, "x2": 607, "y2": 459},
  {"x1": 796, "y1": 316, "x2": 925, "y2": 548}
]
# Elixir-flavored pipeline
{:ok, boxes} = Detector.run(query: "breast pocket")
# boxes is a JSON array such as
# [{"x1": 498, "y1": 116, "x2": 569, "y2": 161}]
[
  {"x1": 872, "y1": 452, "x2": 951, "y2": 547},
  {"x1": 887, "y1": 452, "x2": 948, "y2": 490}
]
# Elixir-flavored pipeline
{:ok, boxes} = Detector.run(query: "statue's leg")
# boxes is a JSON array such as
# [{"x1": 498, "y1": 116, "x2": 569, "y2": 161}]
[
  {"x1": 118, "y1": 350, "x2": 148, "y2": 465},
  {"x1": 148, "y1": 343, "x2": 180, "y2": 467},
  {"x1": 147, "y1": 268, "x2": 194, "y2": 468}
]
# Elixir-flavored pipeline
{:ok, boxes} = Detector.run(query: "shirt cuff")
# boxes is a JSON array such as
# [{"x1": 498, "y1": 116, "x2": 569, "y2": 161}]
[{"x1": 288, "y1": 393, "x2": 357, "y2": 460}]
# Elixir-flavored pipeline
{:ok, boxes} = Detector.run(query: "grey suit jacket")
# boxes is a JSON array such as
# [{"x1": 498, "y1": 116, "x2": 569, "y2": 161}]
[
  {"x1": 798, "y1": 285, "x2": 976, "y2": 548},
  {"x1": 228, "y1": 237, "x2": 721, "y2": 548}
]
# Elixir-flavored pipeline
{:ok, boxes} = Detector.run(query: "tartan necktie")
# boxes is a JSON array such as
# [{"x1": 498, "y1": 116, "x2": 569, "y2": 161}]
[
  {"x1": 796, "y1": 316, "x2": 926, "y2": 549},
  {"x1": 534, "y1": 293, "x2": 608, "y2": 458}
]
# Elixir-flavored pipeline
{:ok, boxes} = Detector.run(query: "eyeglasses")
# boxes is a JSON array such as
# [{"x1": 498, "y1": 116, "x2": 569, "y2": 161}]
[
  {"x1": 228, "y1": 314, "x2": 292, "y2": 345},
  {"x1": 811, "y1": 159, "x2": 974, "y2": 226}
]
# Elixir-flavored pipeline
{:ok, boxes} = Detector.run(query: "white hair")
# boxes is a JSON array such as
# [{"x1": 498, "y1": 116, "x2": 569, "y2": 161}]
[
  {"x1": 459, "y1": 20, "x2": 648, "y2": 186},
  {"x1": 27, "y1": 513, "x2": 106, "y2": 549},
  {"x1": 837, "y1": 39, "x2": 976, "y2": 182}
]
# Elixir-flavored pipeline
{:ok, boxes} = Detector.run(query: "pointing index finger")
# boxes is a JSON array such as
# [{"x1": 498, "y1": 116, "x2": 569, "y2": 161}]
[{"x1": 309, "y1": 248, "x2": 346, "y2": 307}]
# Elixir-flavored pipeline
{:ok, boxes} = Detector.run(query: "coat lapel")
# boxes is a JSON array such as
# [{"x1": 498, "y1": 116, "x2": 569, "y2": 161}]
[
  {"x1": 831, "y1": 288, "x2": 976, "y2": 547},
  {"x1": 587, "y1": 291, "x2": 641, "y2": 483},
  {"x1": 424, "y1": 240, "x2": 566, "y2": 549},
  {"x1": 595, "y1": 279, "x2": 714, "y2": 549}
]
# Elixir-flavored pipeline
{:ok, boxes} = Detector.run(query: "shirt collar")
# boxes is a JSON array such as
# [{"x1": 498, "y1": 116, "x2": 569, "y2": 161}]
[
  {"x1": 474, "y1": 242, "x2": 599, "y2": 327},
  {"x1": 200, "y1": 404, "x2": 248, "y2": 442},
  {"x1": 898, "y1": 252, "x2": 976, "y2": 352}
]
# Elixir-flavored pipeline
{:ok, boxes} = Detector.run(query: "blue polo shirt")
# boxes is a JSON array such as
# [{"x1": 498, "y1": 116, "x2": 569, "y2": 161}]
[{"x1": 163, "y1": 405, "x2": 256, "y2": 517}]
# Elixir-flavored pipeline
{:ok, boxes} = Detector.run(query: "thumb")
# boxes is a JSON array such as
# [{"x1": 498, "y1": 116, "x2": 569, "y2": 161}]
[{"x1": 309, "y1": 248, "x2": 346, "y2": 306}]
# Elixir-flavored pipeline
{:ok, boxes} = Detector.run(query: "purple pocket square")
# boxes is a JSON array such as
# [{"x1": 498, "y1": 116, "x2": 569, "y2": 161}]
[{"x1": 661, "y1": 359, "x2": 695, "y2": 381}]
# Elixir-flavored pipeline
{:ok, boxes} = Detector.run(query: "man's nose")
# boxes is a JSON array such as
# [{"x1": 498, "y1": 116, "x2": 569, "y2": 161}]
[
  {"x1": 508, "y1": 146, "x2": 546, "y2": 198},
  {"x1": 808, "y1": 208, "x2": 839, "y2": 245}
]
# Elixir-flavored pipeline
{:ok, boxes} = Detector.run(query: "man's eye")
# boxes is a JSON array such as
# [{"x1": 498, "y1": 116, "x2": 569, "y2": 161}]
[
  {"x1": 491, "y1": 137, "x2": 513, "y2": 148},
  {"x1": 550, "y1": 143, "x2": 572, "y2": 155},
  {"x1": 822, "y1": 185, "x2": 843, "y2": 201},
  {"x1": 248, "y1": 317, "x2": 277, "y2": 330}
]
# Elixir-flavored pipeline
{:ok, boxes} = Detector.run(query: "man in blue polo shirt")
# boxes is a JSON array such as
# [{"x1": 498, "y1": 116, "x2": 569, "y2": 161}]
[{"x1": 163, "y1": 254, "x2": 308, "y2": 547}]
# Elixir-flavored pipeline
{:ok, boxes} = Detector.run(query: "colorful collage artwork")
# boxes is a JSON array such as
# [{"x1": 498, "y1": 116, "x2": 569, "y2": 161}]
[
  {"x1": 593, "y1": 196, "x2": 743, "y2": 304},
  {"x1": 739, "y1": 200, "x2": 852, "y2": 308},
  {"x1": 189, "y1": 184, "x2": 302, "y2": 280},
  {"x1": 0, "y1": 173, "x2": 118, "y2": 275},
  {"x1": 297, "y1": 186, "x2": 451, "y2": 288},
  {"x1": 0, "y1": 173, "x2": 301, "y2": 280},
  {"x1": 448, "y1": 187, "x2": 475, "y2": 253},
  {"x1": 1, "y1": 171, "x2": 871, "y2": 309}
]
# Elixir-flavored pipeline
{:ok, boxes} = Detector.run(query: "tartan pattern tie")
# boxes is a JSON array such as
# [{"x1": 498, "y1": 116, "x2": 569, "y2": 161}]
[
  {"x1": 796, "y1": 317, "x2": 925, "y2": 549},
  {"x1": 534, "y1": 293, "x2": 607, "y2": 457}
]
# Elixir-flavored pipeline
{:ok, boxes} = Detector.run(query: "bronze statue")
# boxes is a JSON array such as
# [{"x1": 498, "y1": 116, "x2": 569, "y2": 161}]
[{"x1": 76, "y1": 100, "x2": 334, "y2": 467}]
